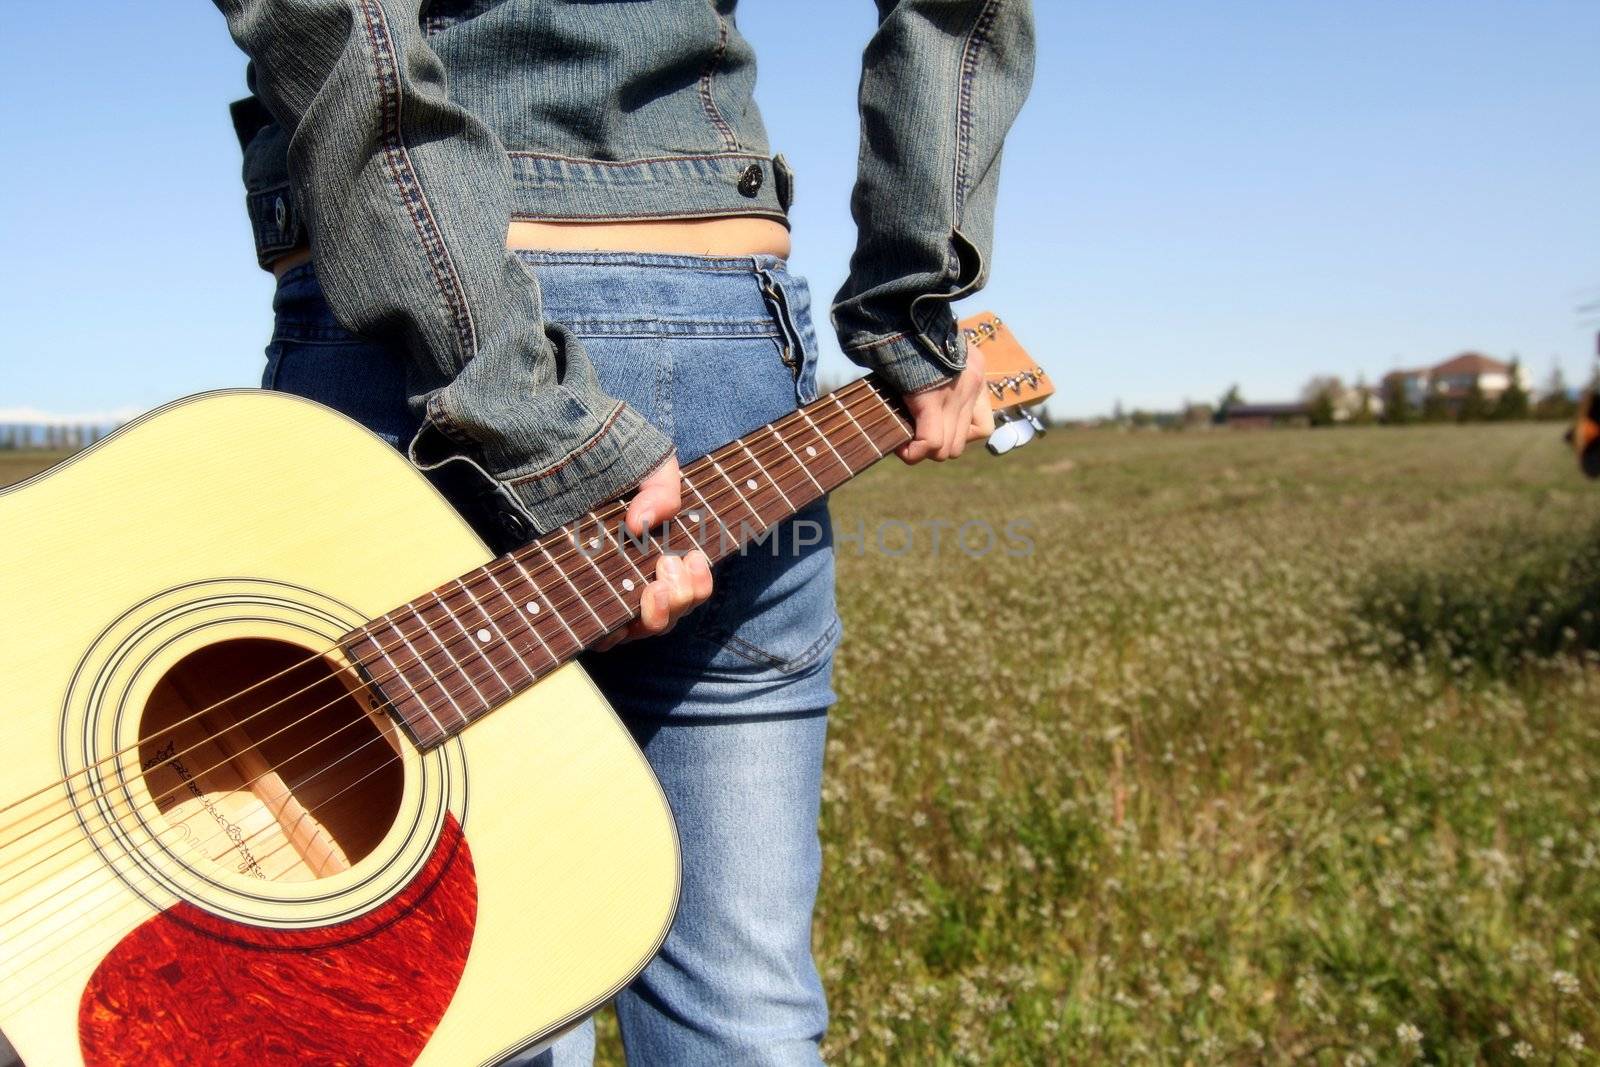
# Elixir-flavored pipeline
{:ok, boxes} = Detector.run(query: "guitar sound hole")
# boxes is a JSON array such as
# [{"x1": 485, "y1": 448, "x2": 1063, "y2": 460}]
[{"x1": 137, "y1": 638, "x2": 404, "y2": 882}]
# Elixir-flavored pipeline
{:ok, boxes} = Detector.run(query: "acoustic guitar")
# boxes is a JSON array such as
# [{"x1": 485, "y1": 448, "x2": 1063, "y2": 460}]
[{"x1": 0, "y1": 338, "x2": 1049, "y2": 1065}]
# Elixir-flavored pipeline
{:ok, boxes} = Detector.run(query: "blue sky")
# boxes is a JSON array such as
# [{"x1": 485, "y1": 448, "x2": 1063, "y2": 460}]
[{"x1": 1, "y1": 2, "x2": 1596, "y2": 420}]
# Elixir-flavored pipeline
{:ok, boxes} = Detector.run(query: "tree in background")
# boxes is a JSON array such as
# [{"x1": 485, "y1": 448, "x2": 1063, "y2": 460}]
[
  {"x1": 1301, "y1": 376, "x2": 1346, "y2": 428},
  {"x1": 1215, "y1": 384, "x2": 1243, "y2": 425},
  {"x1": 1421, "y1": 390, "x2": 1452, "y2": 423},
  {"x1": 1349, "y1": 377, "x2": 1378, "y2": 425},
  {"x1": 1458, "y1": 379, "x2": 1491, "y2": 422},
  {"x1": 1382, "y1": 376, "x2": 1413, "y2": 425},
  {"x1": 1534, "y1": 365, "x2": 1576, "y2": 421},
  {"x1": 1491, "y1": 358, "x2": 1530, "y2": 420}
]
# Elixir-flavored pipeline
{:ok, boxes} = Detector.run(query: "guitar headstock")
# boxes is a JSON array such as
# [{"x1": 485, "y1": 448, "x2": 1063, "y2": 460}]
[
  {"x1": 1570, "y1": 390, "x2": 1600, "y2": 479},
  {"x1": 959, "y1": 311, "x2": 1054, "y2": 455}
]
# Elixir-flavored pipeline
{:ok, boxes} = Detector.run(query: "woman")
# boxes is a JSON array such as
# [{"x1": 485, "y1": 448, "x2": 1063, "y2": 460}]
[{"x1": 215, "y1": 1, "x2": 1034, "y2": 1062}]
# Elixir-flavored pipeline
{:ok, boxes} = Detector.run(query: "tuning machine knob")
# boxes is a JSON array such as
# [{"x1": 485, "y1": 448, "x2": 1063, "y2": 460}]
[{"x1": 986, "y1": 410, "x2": 1039, "y2": 455}]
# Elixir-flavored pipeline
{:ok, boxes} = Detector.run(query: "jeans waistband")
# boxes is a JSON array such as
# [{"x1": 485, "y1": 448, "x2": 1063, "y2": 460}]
[
  {"x1": 515, "y1": 250, "x2": 799, "y2": 333},
  {"x1": 513, "y1": 250, "x2": 788, "y2": 274},
  {"x1": 271, "y1": 253, "x2": 807, "y2": 335}
]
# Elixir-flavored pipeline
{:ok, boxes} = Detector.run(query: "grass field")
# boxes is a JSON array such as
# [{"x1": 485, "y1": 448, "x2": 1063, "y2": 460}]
[
  {"x1": 811, "y1": 422, "x2": 1599, "y2": 1066},
  {"x1": 5, "y1": 424, "x2": 1597, "y2": 1065}
]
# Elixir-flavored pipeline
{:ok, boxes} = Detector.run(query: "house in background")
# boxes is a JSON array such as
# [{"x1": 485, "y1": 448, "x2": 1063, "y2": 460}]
[{"x1": 1382, "y1": 352, "x2": 1531, "y2": 412}]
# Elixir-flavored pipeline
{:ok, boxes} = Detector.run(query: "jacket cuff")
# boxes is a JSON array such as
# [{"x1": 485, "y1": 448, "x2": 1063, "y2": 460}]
[
  {"x1": 841, "y1": 313, "x2": 967, "y2": 396},
  {"x1": 413, "y1": 390, "x2": 674, "y2": 536}
]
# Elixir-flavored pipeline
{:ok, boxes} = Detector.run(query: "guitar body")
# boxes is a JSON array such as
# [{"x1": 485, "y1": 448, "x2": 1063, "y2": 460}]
[{"x1": 0, "y1": 393, "x2": 679, "y2": 1066}]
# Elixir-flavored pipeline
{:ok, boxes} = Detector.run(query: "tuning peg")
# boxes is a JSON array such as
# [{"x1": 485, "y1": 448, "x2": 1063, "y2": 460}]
[
  {"x1": 1025, "y1": 412, "x2": 1048, "y2": 437},
  {"x1": 986, "y1": 412, "x2": 1038, "y2": 455}
]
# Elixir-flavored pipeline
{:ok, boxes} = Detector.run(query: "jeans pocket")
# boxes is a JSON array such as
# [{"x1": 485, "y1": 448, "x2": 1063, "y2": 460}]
[
  {"x1": 262, "y1": 334, "x2": 417, "y2": 449},
  {"x1": 694, "y1": 499, "x2": 840, "y2": 676}
]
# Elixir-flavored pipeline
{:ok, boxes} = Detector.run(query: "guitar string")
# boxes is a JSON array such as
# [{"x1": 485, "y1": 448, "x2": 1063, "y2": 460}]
[
  {"x1": 0, "y1": 374, "x2": 887, "y2": 835},
  {"x1": 0, "y1": 411, "x2": 906, "y2": 991},
  {"x1": 0, "y1": 386, "x2": 902, "y2": 915},
  {"x1": 0, "y1": 379, "x2": 896, "y2": 837},
  {"x1": 0, "y1": 391, "x2": 902, "y2": 908},
  {"x1": 0, "y1": 417, "x2": 847, "y2": 910},
  {"x1": 0, "y1": 386, "x2": 899, "y2": 878}
]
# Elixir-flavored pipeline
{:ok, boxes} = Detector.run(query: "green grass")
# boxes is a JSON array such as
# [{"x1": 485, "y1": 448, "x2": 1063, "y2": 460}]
[
  {"x1": 0, "y1": 450, "x2": 70, "y2": 489},
  {"x1": 9, "y1": 427, "x2": 1598, "y2": 1065},
  {"x1": 803, "y1": 422, "x2": 1599, "y2": 1065}
]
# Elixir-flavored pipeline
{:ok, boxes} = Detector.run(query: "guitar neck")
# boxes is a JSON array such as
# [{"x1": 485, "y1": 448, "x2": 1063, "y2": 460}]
[{"x1": 344, "y1": 376, "x2": 912, "y2": 747}]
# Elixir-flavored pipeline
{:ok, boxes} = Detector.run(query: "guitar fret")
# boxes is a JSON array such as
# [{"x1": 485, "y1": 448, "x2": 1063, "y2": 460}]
[
  {"x1": 358, "y1": 612, "x2": 468, "y2": 744},
  {"x1": 484, "y1": 566, "x2": 558, "y2": 667},
  {"x1": 856, "y1": 382, "x2": 912, "y2": 454},
  {"x1": 740, "y1": 440, "x2": 795, "y2": 513},
  {"x1": 456, "y1": 576, "x2": 536, "y2": 686},
  {"x1": 537, "y1": 543, "x2": 609, "y2": 632},
  {"x1": 769, "y1": 424, "x2": 825, "y2": 496},
  {"x1": 666, "y1": 513, "x2": 706, "y2": 558},
  {"x1": 765, "y1": 427, "x2": 826, "y2": 505},
  {"x1": 431, "y1": 589, "x2": 514, "y2": 703},
  {"x1": 510, "y1": 555, "x2": 584, "y2": 656},
  {"x1": 706, "y1": 454, "x2": 765, "y2": 535},
  {"x1": 796, "y1": 407, "x2": 852, "y2": 486},
  {"x1": 354, "y1": 378, "x2": 914, "y2": 750},
  {"x1": 406, "y1": 600, "x2": 490, "y2": 713},
  {"x1": 568, "y1": 525, "x2": 631, "y2": 618},
  {"x1": 831, "y1": 392, "x2": 882, "y2": 459},
  {"x1": 357, "y1": 624, "x2": 455, "y2": 739},
  {"x1": 598, "y1": 517, "x2": 654, "y2": 593},
  {"x1": 681, "y1": 473, "x2": 734, "y2": 561}
]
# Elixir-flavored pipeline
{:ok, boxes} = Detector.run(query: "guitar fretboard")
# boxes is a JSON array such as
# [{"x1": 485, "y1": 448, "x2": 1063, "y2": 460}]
[{"x1": 343, "y1": 376, "x2": 911, "y2": 748}]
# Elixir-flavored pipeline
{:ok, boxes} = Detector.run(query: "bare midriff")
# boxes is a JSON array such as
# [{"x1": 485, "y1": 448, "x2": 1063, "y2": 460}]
[{"x1": 269, "y1": 216, "x2": 791, "y2": 278}]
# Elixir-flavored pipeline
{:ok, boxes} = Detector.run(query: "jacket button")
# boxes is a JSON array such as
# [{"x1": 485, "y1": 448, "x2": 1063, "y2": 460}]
[
  {"x1": 737, "y1": 163, "x2": 763, "y2": 198},
  {"x1": 273, "y1": 195, "x2": 289, "y2": 234},
  {"x1": 497, "y1": 506, "x2": 533, "y2": 543}
]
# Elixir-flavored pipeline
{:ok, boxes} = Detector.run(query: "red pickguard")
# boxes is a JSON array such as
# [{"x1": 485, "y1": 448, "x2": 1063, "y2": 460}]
[{"x1": 78, "y1": 815, "x2": 476, "y2": 1066}]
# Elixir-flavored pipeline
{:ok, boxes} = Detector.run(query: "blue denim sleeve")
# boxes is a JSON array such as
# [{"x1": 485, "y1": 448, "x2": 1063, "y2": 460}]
[
  {"x1": 211, "y1": 0, "x2": 674, "y2": 534},
  {"x1": 831, "y1": 0, "x2": 1036, "y2": 395}
]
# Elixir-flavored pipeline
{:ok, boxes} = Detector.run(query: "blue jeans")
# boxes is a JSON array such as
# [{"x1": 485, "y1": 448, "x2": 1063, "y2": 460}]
[{"x1": 265, "y1": 252, "x2": 836, "y2": 1065}]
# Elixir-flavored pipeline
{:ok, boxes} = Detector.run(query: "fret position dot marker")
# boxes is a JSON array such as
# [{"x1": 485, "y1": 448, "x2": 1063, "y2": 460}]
[
  {"x1": 525, "y1": 601, "x2": 540, "y2": 615},
  {"x1": 475, "y1": 628, "x2": 492, "y2": 643},
  {"x1": 588, "y1": 536, "x2": 601, "y2": 550},
  {"x1": 622, "y1": 578, "x2": 635, "y2": 592},
  {"x1": 746, "y1": 478, "x2": 758, "y2": 491},
  {"x1": 686, "y1": 511, "x2": 701, "y2": 522},
  {"x1": 805, "y1": 445, "x2": 817, "y2": 457}
]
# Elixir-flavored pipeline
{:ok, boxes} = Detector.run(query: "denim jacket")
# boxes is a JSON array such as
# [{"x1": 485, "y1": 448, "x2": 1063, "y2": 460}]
[{"x1": 214, "y1": 0, "x2": 1035, "y2": 533}]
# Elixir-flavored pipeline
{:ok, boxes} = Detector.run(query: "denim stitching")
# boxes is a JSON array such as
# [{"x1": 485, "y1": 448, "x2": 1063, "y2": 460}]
[
  {"x1": 559, "y1": 323, "x2": 782, "y2": 339},
  {"x1": 711, "y1": 614, "x2": 840, "y2": 675},
  {"x1": 954, "y1": 0, "x2": 1003, "y2": 219},
  {"x1": 359, "y1": 0, "x2": 478, "y2": 363},
  {"x1": 505, "y1": 401, "x2": 638, "y2": 485},
  {"x1": 697, "y1": 5, "x2": 740, "y2": 152},
  {"x1": 506, "y1": 151, "x2": 772, "y2": 167},
  {"x1": 271, "y1": 323, "x2": 363, "y2": 344},
  {"x1": 842, "y1": 331, "x2": 910, "y2": 354},
  {"x1": 424, "y1": 392, "x2": 479, "y2": 449},
  {"x1": 512, "y1": 251, "x2": 771, "y2": 272},
  {"x1": 555, "y1": 318, "x2": 778, "y2": 329}
]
